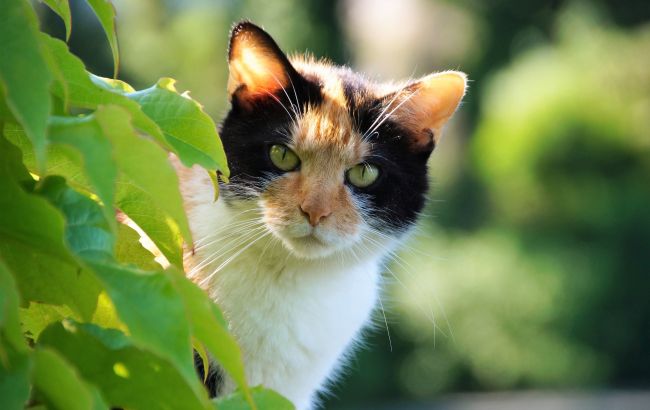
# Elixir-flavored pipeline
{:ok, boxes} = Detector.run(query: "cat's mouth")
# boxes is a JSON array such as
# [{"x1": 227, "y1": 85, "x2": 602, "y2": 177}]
[
  {"x1": 297, "y1": 232, "x2": 326, "y2": 246},
  {"x1": 280, "y1": 228, "x2": 341, "y2": 259}
]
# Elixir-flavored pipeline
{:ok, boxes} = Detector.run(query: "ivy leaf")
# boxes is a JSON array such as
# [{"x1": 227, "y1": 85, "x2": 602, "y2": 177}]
[
  {"x1": 84, "y1": 0, "x2": 119, "y2": 78},
  {"x1": 214, "y1": 387, "x2": 295, "y2": 410},
  {"x1": 128, "y1": 78, "x2": 230, "y2": 177},
  {"x1": 0, "y1": 0, "x2": 52, "y2": 168},
  {"x1": 32, "y1": 348, "x2": 109, "y2": 410},
  {"x1": 0, "y1": 136, "x2": 100, "y2": 320},
  {"x1": 40, "y1": 0, "x2": 72, "y2": 41},
  {"x1": 40, "y1": 322, "x2": 212, "y2": 410},
  {"x1": 169, "y1": 270, "x2": 253, "y2": 405},
  {"x1": 41, "y1": 35, "x2": 165, "y2": 146}
]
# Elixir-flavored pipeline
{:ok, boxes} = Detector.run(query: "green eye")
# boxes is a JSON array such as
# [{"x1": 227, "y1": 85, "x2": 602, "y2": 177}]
[
  {"x1": 269, "y1": 144, "x2": 300, "y2": 171},
  {"x1": 347, "y1": 163, "x2": 380, "y2": 188}
]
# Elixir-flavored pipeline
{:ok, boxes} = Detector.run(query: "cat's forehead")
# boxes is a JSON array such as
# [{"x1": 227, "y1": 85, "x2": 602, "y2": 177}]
[{"x1": 290, "y1": 59, "x2": 376, "y2": 163}]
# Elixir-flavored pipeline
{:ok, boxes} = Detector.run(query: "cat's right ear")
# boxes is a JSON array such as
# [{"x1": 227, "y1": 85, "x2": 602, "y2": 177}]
[{"x1": 227, "y1": 21, "x2": 296, "y2": 110}]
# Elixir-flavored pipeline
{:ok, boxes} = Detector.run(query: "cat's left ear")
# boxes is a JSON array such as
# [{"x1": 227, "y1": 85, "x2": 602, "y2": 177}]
[
  {"x1": 227, "y1": 21, "x2": 297, "y2": 109},
  {"x1": 390, "y1": 71, "x2": 467, "y2": 153}
]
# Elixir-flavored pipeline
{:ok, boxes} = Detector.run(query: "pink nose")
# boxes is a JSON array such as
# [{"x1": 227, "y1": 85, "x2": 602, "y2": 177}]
[{"x1": 300, "y1": 202, "x2": 332, "y2": 227}]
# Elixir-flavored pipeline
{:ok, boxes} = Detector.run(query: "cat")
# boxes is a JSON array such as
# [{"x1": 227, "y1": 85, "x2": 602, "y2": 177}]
[{"x1": 175, "y1": 21, "x2": 467, "y2": 410}]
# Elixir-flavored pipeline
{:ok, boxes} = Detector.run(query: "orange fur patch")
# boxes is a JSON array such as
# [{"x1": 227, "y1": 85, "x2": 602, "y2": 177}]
[{"x1": 262, "y1": 69, "x2": 365, "y2": 236}]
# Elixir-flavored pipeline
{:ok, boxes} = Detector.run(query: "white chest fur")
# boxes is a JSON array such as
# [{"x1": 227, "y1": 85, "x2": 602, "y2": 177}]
[
  {"x1": 180, "y1": 172, "x2": 382, "y2": 410},
  {"x1": 210, "y1": 247, "x2": 379, "y2": 409}
]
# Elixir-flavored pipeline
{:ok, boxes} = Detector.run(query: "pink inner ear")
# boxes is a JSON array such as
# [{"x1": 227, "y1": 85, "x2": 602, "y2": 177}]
[
  {"x1": 392, "y1": 71, "x2": 467, "y2": 148},
  {"x1": 227, "y1": 31, "x2": 291, "y2": 106}
]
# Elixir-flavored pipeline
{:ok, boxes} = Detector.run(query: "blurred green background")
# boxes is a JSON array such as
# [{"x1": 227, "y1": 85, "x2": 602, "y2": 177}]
[{"x1": 38, "y1": 0, "x2": 650, "y2": 408}]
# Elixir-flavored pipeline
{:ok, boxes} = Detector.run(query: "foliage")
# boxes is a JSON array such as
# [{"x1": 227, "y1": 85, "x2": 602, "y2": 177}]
[
  {"x1": 0, "y1": 1, "x2": 292, "y2": 409},
  {"x1": 391, "y1": 6, "x2": 650, "y2": 397}
]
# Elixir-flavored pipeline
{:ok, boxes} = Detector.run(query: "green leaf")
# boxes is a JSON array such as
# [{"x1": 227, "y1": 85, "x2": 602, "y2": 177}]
[
  {"x1": 20, "y1": 302, "x2": 76, "y2": 342},
  {"x1": 0, "y1": 260, "x2": 25, "y2": 351},
  {"x1": 90, "y1": 73, "x2": 135, "y2": 93},
  {"x1": 5, "y1": 123, "x2": 185, "y2": 269},
  {"x1": 41, "y1": 35, "x2": 165, "y2": 145},
  {"x1": 0, "y1": 336, "x2": 31, "y2": 410},
  {"x1": 128, "y1": 78, "x2": 229, "y2": 177},
  {"x1": 0, "y1": 135, "x2": 100, "y2": 320},
  {"x1": 38, "y1": 176, "x2": 115, "y2": 261},
  {"x1": 33, "y1": 176, "x2": 195, "y2": 386},
  {"x1": 214, "y1": 387, "x2": 295, "y2": 410},
  {"x1": 193, "y1": 338, "x2": 210, "y2": 383},
  {"x1": 115, "y1": 183, "x2": 184, "y2": 268},
  {"x1": 115, "y1": 223, "x2": 160, "y2": 271},
  {"x1": 32, "y1": 348, "x2": 109, "y2": 410},
  {"x1": 48, "y1": 115, "x2": 118, "y2": 229},
  {"x1": 40, "y1": 321, "x2": 212, "y2": 410},
  {"x1": 0, "y1": 0, "x2": 52, "y2": 168},
  {"x1": 94, "y1": 105, "x2": 191, "y2": 250},
  {"x1": 41, "y1": 0, "x2": 72, "y2": 41},
  {"x1": 169, "y1": 271, "x2": 252, "y2": 404},
  {"x1": 84, "y1": 0, "x2": 119, "y2": 78},
  {"x1": 88, "y1": 261, "x2": 198, "y2": 388}
]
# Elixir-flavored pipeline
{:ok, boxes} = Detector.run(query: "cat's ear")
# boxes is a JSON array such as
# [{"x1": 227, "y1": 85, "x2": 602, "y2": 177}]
[
  {"x1": 389, "y1": 71, "x2": 467, "y2": 153},
  {"x1": 227, "y1": 21, "x2": 296, "y2": 109}
]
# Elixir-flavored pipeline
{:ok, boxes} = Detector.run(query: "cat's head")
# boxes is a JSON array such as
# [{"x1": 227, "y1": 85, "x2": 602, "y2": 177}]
[{"x1": 219, "y1": 22, "x2": 466, "y2": 259}]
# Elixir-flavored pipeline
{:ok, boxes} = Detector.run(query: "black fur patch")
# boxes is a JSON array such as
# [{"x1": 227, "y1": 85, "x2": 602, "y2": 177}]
[
  {"x1": 219, "y1": 70, "x2": 323, "y2": 200},
  {"x1": 219, "y1": 25, "x2": 431, "y2": 231},
  {"x1": 340, "y1": 74, "x2": 431, "y2": 231},
  {"x1": 194, "y1": 351, "x2": 223, "y2": 398}
]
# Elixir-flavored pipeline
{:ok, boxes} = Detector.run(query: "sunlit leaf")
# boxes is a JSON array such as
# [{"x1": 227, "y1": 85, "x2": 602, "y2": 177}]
[
  {"x1": 115, "y1": 183, "x2": 184, "y2": 268},
  {"x1": 90, "y1": 73, "x2": 135, "y2": 93},
  {"x1": 0, "y1": 0, "x2": 52, "y2": 168},
  {"x1": 20, "y1": 302, "x2": 76, "y2": 342},
  {"x1": 5, "y1": 124, "x2": 185, "y2": 269},
  {"x1": 115, "y1": 223, "x2": 160, "y2": 271},
  {"x1": 88, "y1": 261, "x2": 198, "y2": 385},
  {"x1": 94, "y1": 105, "x2": 191, "y2": 252},
  {"x1": 40, "y1": 321, "x2": 212, "y2": 410},
  {"x1": 128, "y1": 78, "x2": 229, "y2": 177},
  {"x1": 41, "y1": 35, "x2": 165, "y2": 145}
]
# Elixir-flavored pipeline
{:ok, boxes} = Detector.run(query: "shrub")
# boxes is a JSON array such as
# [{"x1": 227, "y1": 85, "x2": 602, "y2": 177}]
[{"x1": 0, "y1": 1, "x2": 292, "y2": 409}]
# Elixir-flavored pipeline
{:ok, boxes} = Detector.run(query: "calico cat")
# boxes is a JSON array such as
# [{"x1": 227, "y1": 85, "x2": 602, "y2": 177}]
[{"x1": 177, "y1": 21, "x2": 466, "y2": 410}]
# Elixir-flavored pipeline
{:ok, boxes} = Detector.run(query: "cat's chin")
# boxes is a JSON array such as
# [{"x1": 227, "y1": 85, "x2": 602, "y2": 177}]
[{"x1": 280, "y1": 233, "x2": 346, "y2": 259}]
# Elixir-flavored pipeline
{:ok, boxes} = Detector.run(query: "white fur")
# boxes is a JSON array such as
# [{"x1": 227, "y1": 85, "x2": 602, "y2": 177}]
[{"x1": 180, "y1": 167, "x2": 397, "y2": 410}]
